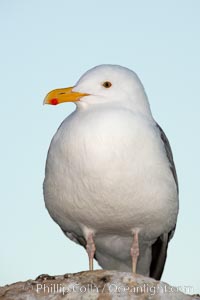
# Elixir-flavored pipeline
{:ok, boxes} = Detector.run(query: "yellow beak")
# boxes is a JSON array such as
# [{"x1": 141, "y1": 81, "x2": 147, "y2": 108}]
[{"x1": 44, "y1": 86, "x2": 89, "y2": 105}]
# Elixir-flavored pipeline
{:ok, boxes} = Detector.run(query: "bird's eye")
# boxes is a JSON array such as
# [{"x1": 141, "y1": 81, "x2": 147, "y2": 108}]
[{"x1": 102, "y1": 81, "x2": 112, "y2": 88}]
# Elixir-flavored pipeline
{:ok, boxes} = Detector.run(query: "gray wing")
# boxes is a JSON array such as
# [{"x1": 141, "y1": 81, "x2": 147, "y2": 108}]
[
  {"x1": 62, "y1": 230, "x2": 86, "y2": 248},
  {"x1": 150, "y1": 123, "x2": 179, "y2": 280},
  {"x1": 156, "y1": 124, "x2": 179, "y2": 193}
]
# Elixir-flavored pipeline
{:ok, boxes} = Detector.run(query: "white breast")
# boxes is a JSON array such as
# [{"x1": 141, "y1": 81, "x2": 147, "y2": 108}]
[{"x1": 44, "y1": 106, "x2": 178, "y2": 241}]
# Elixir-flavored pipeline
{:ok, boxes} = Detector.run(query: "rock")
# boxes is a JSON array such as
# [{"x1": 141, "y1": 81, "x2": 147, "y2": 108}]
[{"x1": 0, "y1": 270, "x2": 199, "y2": 300}]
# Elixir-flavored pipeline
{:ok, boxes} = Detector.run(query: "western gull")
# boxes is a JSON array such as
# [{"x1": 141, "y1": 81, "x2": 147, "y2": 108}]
[{"x1": 43, "y1": 64, "x2": 179, "y2": 279}]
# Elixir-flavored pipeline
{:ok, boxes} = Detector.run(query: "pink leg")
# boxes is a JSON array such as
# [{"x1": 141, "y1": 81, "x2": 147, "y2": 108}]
[
  {"x1": 86, "y1": 233, "x2": 96, "y2": 271},
  {"x1": 130, "y1": 231, "x2": 139, "y2": 273}
]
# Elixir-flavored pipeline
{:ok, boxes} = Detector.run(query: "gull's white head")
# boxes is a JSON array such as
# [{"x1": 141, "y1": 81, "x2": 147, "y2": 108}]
[{"x1": 44, "y1": 64, "x2": 152, "y2": 116}]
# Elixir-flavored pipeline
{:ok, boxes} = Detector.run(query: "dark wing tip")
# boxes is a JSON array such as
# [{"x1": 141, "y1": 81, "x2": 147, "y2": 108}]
[{"x1": 150, "y1": 231, "x2": 173, "y2": 280}]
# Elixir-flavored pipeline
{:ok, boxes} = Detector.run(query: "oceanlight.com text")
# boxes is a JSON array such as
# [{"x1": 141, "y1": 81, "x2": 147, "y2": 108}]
[{"x1": 35, "y1": 282, "x2": 194, "y2": 296}]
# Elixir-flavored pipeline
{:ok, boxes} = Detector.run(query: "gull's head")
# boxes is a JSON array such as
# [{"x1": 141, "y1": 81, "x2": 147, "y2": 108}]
[{"x1": 44, "y1": 64, "x2": 151, "y2": 115}]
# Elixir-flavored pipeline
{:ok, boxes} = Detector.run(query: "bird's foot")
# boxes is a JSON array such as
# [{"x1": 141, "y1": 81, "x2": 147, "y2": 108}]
[
  {"x1": 86, "y1": 233, "x2": 96, "y2": 271},
  {"x1": 130, "y1": 230, "x2": 139, "y2": 273}
]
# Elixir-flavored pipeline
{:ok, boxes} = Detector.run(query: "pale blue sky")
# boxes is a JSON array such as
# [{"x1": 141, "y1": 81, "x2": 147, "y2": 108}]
[{"x1": 0, "y1": 0, "x2": 200, "y2": 294}]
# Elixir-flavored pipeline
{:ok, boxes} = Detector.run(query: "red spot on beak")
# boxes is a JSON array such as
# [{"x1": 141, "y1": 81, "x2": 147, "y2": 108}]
[{"x1": 51, "y1": 98, "x2": 58, "y2": 105}]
